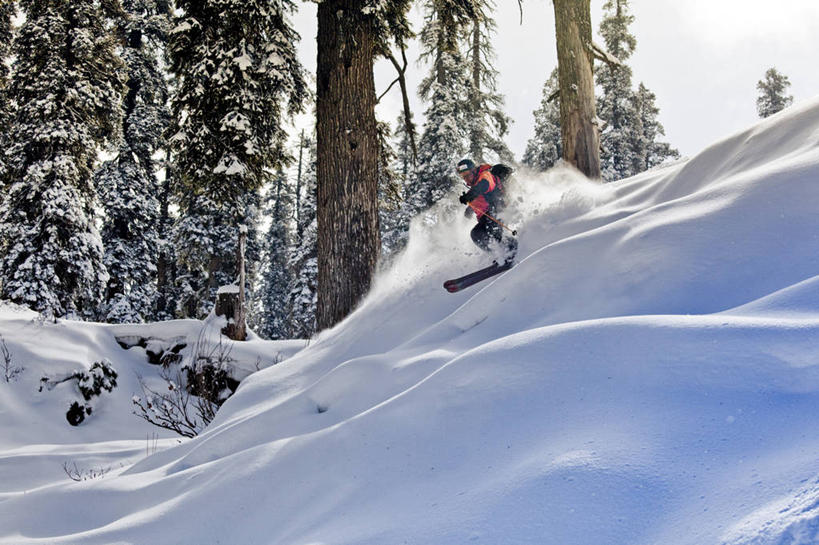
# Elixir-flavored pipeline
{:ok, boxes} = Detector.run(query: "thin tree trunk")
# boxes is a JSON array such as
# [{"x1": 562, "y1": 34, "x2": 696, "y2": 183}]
[
  {"x1": 295, "y1": 129, "x2": 304, "y2": 240},
  {"x1": 155, "y1": 148, "x2": 174, "y2": 317},
  {"x1": 316, "y1": 0, "x2": 380, "y2": 330},
  {"x1": 553, "y1": 0, "x2": 601, "y2": 178}
]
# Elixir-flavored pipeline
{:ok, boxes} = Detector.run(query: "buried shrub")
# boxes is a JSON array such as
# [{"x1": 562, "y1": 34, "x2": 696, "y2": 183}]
[{"x1": 40, "y1": 360, "x2": 118, "y2": 426}]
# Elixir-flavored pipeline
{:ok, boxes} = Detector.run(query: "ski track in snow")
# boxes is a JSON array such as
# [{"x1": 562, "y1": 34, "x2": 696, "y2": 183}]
[{"x1": 2, "y1": 98, "x2": 819, "y2": 544}]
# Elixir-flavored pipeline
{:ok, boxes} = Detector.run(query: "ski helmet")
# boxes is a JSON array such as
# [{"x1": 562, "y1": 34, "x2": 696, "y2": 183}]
[{"x1": 456, "y1": 159, "x2": 475, "y2": 173}]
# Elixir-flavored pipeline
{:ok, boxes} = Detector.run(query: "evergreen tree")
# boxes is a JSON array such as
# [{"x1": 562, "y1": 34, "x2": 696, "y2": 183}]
[
  {"x1": 596, "y1": 0, "x2": 639, "y2": 181},
  {"x1": 0, "y1": 1, "x2": 15, "y2": 236},
  {"x1": 154, "y1": 151, "x2": 177, "y2": 321},
  {"x1": 0, "y1": 2, "x2": 14, "y2": 141},
  {"x1": 414, "y1": 0, "x2": 475, "y2": 214},
  {"x1": 377, "y1": 120, "x2": 408, "y2": 262},
  {"x1": 167, "y1": 0, "x2": 307, "y2": 318},
  {"x1": 172, "y1": 190, "x2": 263, "y2": 319},
  {"x1": 465, "y1": 0, "x2": 512, "y2": 163},
  {"x1": 256, "y1": 169, "x2": 293, "y2": 339},
  {"x1": 393, "y1": 112, "x2": 417, "y2": 184},
  {"x1": 379, "y1": 115, "x2": 415, "y2": 261},
  {"x1": 633, "y1": 82, "x2": 679, "y2": 172},
  {"x1": 96, "y1": 0, "x2": 171, "y2": 323},
  {"x1": 287, "y1": 138, "x2": 317, "y2": 339},
  {"x1": 595, "y1": 0, "x2": 677, "y2": 180},
  {"x1": 756, "y1": 67, "x2": 793, "y2": 118},
  {"x1": 523, "y1": 68, "x2": 562, "y2": 171},
  {"x1": 0, "y1": 0, "x2": 125, "y2": 318}
]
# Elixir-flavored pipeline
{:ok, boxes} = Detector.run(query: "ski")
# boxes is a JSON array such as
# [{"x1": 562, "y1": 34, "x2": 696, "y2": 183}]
[{"x1": 443, "y1": 261, "x2": 514, "y2": 293}]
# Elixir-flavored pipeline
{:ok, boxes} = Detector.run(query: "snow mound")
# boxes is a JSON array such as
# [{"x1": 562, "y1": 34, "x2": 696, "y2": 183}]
[
  {"x1": 2, "y1": 97, "x2": 819, "y2": 545},
  {"x1": 723, "y1": 477, "x2": 819, "y2": 545}
]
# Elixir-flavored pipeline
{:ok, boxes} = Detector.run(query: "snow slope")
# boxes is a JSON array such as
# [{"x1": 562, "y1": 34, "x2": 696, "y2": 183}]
[{"x1": 3, "y1": 97, "x2": 819, "y2": 544}]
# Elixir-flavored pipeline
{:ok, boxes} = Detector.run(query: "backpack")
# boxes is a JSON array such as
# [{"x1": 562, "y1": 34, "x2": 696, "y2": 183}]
[{"x1": 479, "y1": 163, "x2": 514, "y2": 209}]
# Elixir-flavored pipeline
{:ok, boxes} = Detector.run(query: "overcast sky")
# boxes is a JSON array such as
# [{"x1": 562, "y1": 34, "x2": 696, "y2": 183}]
[{"x1": 290, "y1": 0, "x2": 819, "y2": 160}]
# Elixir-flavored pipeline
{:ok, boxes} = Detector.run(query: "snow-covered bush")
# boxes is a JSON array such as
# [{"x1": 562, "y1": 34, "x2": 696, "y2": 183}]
[
  {"x1": 39, "y1": 360, "x2": 118, "y2": 426},
  {"x1": 132, "y1": 329, "x2": 238, "y2": 437}
]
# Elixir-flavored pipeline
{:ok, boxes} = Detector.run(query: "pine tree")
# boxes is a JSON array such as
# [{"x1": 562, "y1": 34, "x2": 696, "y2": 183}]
[
  {"x1": 756, "y1": 67, "x2": 793, "y2": 118},
  {"x1": 256, "y1": 169, "x2": 293, "y2": 339},
  {"x1": 633, "y1": 82, "x2": 679, "y2": 172},
  {"x1": 465, "y1": 0, "x2": 512, "y2": 163},
  {"x1": 288, "y1": 219, "x2": 317, "y2": 338},
  {"x1": 0, "y1": 2, "x2": 14, "y2": 140},
  {"x1": 393, "y1": 113, "x2": 417, "y2": 185},
  {"x1": 154, "y1": 150, "x2": 177, "y2": 321},
  {"x1": 0, "y1": 1, "x2": 14, "y2": 230},
  {"x1": 523, "y1": 68, "x2": 562, "y2": 171},
  {"x1": 596, "y1": 0, "x2": 639, "y2": 181},
  {"x1": 413, "y1": 0, "x2": 475, "y2": 214},
  {"x1": 287, "y1": 138, "x2": 318, "y2": 339},
  {"x1": 377, "y1": 120, "x2": 408, "y2": 262},
  {"x1": 96, "y1": 0, "x2": 171, "y2": 323},
  {"x1": 172, "y1": 190, "x2": 263, "y2": 319},
  {"x1": 167, "y1": 0, "x2": 307, "y2": 318},
  {"x1": 596, "y1": 0, "x2": 677, "y2": 180},
  {"x1": 378, "y1": 115, "x2": 415, "y2": 261},
  {"x1": 0, "y1": 0, "x2": 125, "y2": 318}
]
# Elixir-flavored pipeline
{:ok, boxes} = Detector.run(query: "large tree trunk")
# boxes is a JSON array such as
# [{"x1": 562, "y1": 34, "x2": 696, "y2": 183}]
[
  {"x1": 469, "y1": 19, "x2": 482, "y2": 160},
  {"x1": 316, "y1": 0, "x2": 380, "y2": 330},
  {"x1": 553, "y1": 0, "x2": 601, "y2": 178}
]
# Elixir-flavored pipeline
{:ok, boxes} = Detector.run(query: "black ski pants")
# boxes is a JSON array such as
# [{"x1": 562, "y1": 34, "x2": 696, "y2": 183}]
[{"x1": 470, "y1": 214, "x2": 518, "y2": 261}]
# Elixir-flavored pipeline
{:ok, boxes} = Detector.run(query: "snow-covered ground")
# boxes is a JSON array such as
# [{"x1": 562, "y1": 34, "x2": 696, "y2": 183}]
[{"x1": 3, "y1": 97, "x2": 819, "y2": 544}]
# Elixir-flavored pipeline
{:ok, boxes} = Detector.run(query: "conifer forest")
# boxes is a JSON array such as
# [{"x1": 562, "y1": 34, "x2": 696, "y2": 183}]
[{"x1": 0, "y1": 0, "x2": 786, "y2": 335}]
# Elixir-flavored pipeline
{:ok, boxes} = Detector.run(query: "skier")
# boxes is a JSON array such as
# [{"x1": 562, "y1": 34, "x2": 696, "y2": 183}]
[{"x1": 456, "y1": 158, "x2": 518, "y2": 266}]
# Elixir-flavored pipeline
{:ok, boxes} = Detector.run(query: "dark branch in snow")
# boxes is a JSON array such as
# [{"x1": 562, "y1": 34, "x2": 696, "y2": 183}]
[{"x1": 1, "y1": 336, "x2": 23, "y2": 383}]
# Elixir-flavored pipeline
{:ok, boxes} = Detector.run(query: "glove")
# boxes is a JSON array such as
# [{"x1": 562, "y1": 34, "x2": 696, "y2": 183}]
[{"x1": 459, "y1": 192, "x2": 469, "y2": 205}]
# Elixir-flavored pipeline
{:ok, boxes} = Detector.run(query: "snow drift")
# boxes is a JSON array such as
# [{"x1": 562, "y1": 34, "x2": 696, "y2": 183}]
[{"x1": 2, "y1": 97, "x2": 819, "y2": 545}]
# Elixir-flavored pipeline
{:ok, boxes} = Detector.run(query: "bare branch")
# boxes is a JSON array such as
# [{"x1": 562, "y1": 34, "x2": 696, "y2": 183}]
[
  {"x1": 63, "y1": 461, "x2": 111, "y2": 482},
  {"x1": 1, "y1": 335, "x2": 23, "y2": 383},
  {"x1": 132, "y1": 369, "x2": 201, "y2": 438},
  {"x1": 385, "y1": 46, "x2": 418, "y2": 165},
  {"x1": 377, "y1": 78, "x2": 401, "y2": 104}
]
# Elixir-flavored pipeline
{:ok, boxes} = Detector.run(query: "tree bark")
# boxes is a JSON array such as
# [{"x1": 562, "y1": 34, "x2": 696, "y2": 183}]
[
  {"x1": 553, "y1": 0, "x2": 601, "y2": 179},
  {"x1": 316, "y1": 0, "x2": 380, "y2": 330},
  {"x1": 469, "y1": 19, "x2": 482, "y2": 160}
]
